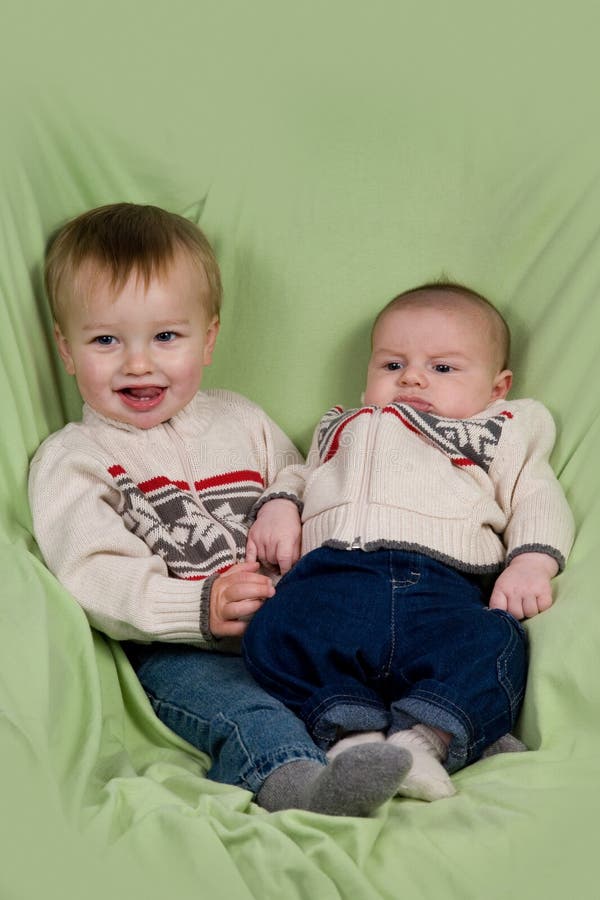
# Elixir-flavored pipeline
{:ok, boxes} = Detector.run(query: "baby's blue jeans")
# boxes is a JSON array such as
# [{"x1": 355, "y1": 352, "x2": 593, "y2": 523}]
[
  {"x1": 243, "y1": 547, "x2": 528, "y2": 772},
  {"x1": 124, "y1": 643, "x2": 326, "y2": 794}
]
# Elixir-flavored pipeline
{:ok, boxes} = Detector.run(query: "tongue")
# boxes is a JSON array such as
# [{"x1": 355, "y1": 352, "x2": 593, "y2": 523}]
[{"x1": 125, "y1": 387, "x2": 163, "y2": 399}]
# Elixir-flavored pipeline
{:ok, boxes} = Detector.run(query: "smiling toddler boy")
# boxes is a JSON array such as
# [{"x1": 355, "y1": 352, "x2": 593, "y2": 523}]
[{"x1": 28, "y1": 203, "x2": 412, "y2": 816}]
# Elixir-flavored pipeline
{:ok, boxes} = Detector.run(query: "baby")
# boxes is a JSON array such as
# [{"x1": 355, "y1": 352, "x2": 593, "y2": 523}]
[{"x1": 243, "y1": 282, "x2": 575, "y2": 801}]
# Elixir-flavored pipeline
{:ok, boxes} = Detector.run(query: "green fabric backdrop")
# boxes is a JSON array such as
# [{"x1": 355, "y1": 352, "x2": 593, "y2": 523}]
[{"x1": 1, "y1": 2, "x2": 599, "y2": 898}]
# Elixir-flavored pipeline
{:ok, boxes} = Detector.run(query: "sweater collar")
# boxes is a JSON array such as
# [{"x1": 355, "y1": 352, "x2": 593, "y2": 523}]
[{"x1": 81, "y1": 391, "x2": 214, "y2": 434}]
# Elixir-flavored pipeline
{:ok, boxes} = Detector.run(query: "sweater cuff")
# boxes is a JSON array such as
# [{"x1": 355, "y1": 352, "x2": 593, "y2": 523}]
[
  {"x1": 198, "y1": 573, "x2": 243, "y2": 654},
  {"x1": 199, "y1": 574, "x2": 218, "y2": 640},
  {"x1": 505, "y1": 544, "x2": 566, "y2": 573},
  {"x1": 251, "y1": 492, "x2": 303, "y2": 521}
]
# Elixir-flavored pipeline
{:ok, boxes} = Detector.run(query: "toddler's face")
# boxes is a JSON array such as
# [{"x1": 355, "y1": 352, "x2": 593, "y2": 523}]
[
  {"x1": 54, "y1": 253, "x2": 218, "y2": 428},
  {"x1": 363, "y1": 301, "x2": 512, "y2": 418}
]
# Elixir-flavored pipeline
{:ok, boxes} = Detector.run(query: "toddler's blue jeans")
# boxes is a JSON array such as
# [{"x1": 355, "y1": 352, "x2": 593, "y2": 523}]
[
  {"x1": 243, "y1": 547, "x2": 528, "y2": 772},
  {"x1": 124, "y1": 643, "x2": 326, "y2": 794}
]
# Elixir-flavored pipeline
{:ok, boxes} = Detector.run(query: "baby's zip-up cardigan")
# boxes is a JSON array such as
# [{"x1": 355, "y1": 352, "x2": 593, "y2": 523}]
[
  {"x1": 257, "y1": 399, "x2": 575, "y2": 575},
  {"x1": 28, "y1": 390, "x2": 301, "y2": 647}
]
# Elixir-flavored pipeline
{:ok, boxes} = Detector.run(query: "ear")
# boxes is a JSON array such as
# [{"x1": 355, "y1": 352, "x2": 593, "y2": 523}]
[
  {"x1": 202, "y1": 316, "x2": 220, "y2": 366},
  {"x1": 53, "y1": 323, "x2": 76, "y2": 375},
  {"x1": 491, "y1": 369, "x2": 513, "y2": 401}
]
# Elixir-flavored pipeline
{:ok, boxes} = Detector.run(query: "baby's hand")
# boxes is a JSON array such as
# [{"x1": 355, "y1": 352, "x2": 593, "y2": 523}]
[
  {"x1": 246, "y1": 498, "x2": 301, "y2": 575},
  {"x1": 209, "y1": 561, "x2": 275, "y2": 638},
  {"x1": 489, "y1": 552, "x2": 559, "y2": 620}
]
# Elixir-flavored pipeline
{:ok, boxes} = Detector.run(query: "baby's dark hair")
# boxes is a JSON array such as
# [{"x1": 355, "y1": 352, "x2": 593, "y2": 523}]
[
  {"x1": 45, "y1": 203, "x2": 222, "y2": 326},
  {"x1": 373, "y1": 281, "x2": 511, "y2": 369}
]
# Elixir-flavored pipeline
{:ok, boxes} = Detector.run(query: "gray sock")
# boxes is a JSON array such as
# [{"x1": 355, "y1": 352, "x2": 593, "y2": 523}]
[
  {"x1": 257, "y1": 743, "x2": 412, "y2": 817},
  {"x1": 256, "y1": 760, "x2": 325, "y2": 812}
]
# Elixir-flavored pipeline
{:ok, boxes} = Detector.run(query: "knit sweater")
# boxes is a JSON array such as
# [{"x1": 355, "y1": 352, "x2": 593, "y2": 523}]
[
  {"x1": 257, "y1": 399, "x2": 575, "y2": 575},
  {"x1": 28, "y1": 390, "x2": 301, "y2": 647}
]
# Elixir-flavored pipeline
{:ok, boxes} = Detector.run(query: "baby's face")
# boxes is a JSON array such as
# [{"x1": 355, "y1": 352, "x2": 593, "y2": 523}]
[
  {"x1": 363, "y1": 302, "x2": 512, "y2": 418},
  {"x1": 54, "y1": 253, "x2": 219, "y2": 428}
]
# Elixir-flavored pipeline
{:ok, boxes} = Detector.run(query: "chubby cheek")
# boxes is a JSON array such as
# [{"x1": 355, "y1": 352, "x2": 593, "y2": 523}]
[
  {"x1": 169, "y1": 355, "x2": 206, "y2": 396},
  {"x1": 73, "y1": 355, "x2": 114, "y2": 400},
  {"x1": 363, "y1": 373, "x2": 392, "y2": 405}
]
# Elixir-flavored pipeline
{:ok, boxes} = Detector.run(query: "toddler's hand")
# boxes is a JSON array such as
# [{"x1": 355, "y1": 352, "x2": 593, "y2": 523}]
[
  {"x1": 209, "y1": 561, "x2": 275, "y2": 638},
  {"x1": 489, "y1": 552, "x2": 559, "y2": 620},
  {"x1": 246, "y1": 498, "x2": 301, "y2": 575}
]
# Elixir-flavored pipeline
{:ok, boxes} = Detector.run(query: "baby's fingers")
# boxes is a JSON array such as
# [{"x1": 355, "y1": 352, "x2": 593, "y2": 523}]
[
  {"x1": 220, "y1": 597, "x2": 266, "y2": 623},
  {"x1": 224, "y1": 574, "x2": 275, "y2": 601},
  {"x1": 521, "y1": 592, "x2": 552, "y2": 619},
  {"x1": 245, "y1": 537, "x2": 258, "y2": 564},
  {"x1": 488, "y1": 589, "x2": 508, "y2": 612}
]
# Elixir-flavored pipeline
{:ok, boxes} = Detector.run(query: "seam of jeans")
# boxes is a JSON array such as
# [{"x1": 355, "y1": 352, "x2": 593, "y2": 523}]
[
  {"x1": 494, "y1": 614, "x2": 527, "y2": 715},
  {"x1": 385, "y1": 553, "x2": 397, "y2": 679}
]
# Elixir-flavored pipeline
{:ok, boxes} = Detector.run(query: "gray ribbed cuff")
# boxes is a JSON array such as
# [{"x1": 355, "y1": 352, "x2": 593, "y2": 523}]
[{"x1": 251, "y1": 492, "x2": 303, "y2": 521}]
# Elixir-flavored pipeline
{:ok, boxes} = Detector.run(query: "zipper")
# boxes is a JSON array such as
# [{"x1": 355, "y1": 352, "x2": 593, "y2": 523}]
[
  {"x1": 349, "y1": 407, "x2": 379, "y2": 549},
  {"x1": 164, "y1": 421, "x2": 240, "y2": 561}
]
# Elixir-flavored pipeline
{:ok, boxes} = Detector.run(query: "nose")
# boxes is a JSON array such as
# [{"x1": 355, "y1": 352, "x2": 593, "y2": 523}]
[
  {"x1": 123, "y1": 344, "x2": 153, "y2": 376},
  {"x1": 398, "y1": 364, "x2": 426, "y2": 386}
]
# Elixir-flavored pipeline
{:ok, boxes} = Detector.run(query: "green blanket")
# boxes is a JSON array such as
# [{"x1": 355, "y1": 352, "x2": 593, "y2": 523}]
[{"x1": 2, "y1": 2, "x2": 599, "y2": 897}]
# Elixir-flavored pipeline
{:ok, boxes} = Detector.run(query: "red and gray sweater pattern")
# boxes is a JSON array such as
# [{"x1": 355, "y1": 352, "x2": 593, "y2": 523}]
[
  {"x1": 108, "y1": 465, "x2": 264, "y2": 580},
  {"x1": 261, "y1": 398, "x2": 575, "y2": 576},
  {"x1": 317, "y1": 403, "x2": 513, "y2": 471}
]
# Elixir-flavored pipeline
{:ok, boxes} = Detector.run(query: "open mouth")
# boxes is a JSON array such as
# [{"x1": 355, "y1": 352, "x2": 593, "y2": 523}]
[{"x1": 118, "y1": 386, "x2": 166, "y2": 410}]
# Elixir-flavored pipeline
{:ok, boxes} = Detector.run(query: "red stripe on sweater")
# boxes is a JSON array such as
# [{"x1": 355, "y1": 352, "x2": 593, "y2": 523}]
[
  {"x1": 180, "y1": 563, "x2": 234, "y2": 581},
  {"x1": 324, "y1": 408, "x2": 373, "y2": 462},
  {"x1": 384, "y1": 406, "x2": 474, "y2": 466},
  {"x1": 138, "y1": 475, "x2": 190, "y2": 493},
  {"x1": 383, "y1": 405, "x2": 421, "y2": 434},
  {"x1": 109, "y1": 467, "x2": 265, "y2": 494},
  {"x1": 196, "y1": 470, "x2": 264, "y2": 492}
]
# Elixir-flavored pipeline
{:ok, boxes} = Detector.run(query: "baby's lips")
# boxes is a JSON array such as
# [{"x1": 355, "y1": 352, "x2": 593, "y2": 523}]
[{"x1": 121, "y1": 386, "x2": 164, "y2": 399}]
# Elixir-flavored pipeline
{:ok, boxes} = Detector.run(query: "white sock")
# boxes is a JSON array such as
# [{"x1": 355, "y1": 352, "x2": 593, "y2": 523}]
[
  {"x1": 326, "y1": 730, "x2": 386, "y2": 760},
  {"x1": 387, "y1": 724, "x2": 456, "y2": 801}
]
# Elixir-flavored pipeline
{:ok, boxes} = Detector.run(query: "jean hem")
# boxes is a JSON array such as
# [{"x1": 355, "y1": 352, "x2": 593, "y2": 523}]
[
  {"x1": 305, "y1": 694, "x2": 390, "y2": 750},
  {"x1": 390, "y1": 694, "x2": 472, "y2": 773}
]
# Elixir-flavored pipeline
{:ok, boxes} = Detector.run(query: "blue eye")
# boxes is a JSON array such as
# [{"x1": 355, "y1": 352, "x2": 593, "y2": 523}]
[
  {"x1": 155, "y1": 331, "x2": 176, "y2": 342},
  {"x1": 94, "y1": 335, "x2": 115, "y2": 346}
]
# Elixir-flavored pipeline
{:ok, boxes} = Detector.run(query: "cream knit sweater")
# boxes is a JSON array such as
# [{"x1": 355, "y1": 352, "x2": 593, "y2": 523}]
[
  {"x1": 258, "y1": 399, "x2": 575, "y2": 575},
  {"x1": 28, "y1": 390, "x2": 301, "y2": 646}
]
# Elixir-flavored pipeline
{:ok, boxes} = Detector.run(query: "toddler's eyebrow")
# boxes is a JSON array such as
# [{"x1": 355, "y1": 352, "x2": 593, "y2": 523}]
[
  {"x1": 81, "y1": 318, "x2": 191, "y2": 332},
  {"x1": 81, "y1": 321, "x2": 114, "y2": 332}
]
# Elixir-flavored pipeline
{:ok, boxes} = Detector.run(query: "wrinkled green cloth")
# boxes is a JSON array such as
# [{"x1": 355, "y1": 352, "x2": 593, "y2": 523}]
[{"x1": 1, "y1": 2, "x2": 598, "y2": 898}]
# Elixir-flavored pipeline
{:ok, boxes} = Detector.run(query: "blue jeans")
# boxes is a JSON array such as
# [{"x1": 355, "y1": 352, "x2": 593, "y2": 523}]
[
  {"x1": 124, "y1": 643, "x2": 326, "y2": 794},
  {"x1": 243, "y1": 547, "x2": 528, "y2": 772}
]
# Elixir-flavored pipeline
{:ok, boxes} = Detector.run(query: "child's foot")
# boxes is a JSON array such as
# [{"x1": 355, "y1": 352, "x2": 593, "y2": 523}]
[
  {"x1": 387, "y1": 724, "x2": 456, "y2": 801},
  {"x1": 481, "y1": 733, "x2": 527, "y2": 757},
  {"x1": 326, "y1": 730, "x2": 385, "y2": 760},
  {"x1": 257, "y1": 744, "x2": 412, "y2": 817},
  {"x1": 303, "y1": 744, "x2": 413, "y2": 816}
]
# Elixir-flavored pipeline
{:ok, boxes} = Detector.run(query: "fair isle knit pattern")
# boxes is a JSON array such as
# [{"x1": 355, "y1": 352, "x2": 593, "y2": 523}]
[
  {"x1": 28, "y1": 389, "x2": 302, "y2": 645},
  {"x1": 265, "y1": 397, "x2": 575, "y2": 577},
  {"x1": 318, "y1": 403, "x2": 513, "y2": 472},
  {"x1": 108, "y1": 466, "x2": 264, "y2": 580},
  {"x1": 318, "y1": 406, "x2": 372, "y2": 463}
]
